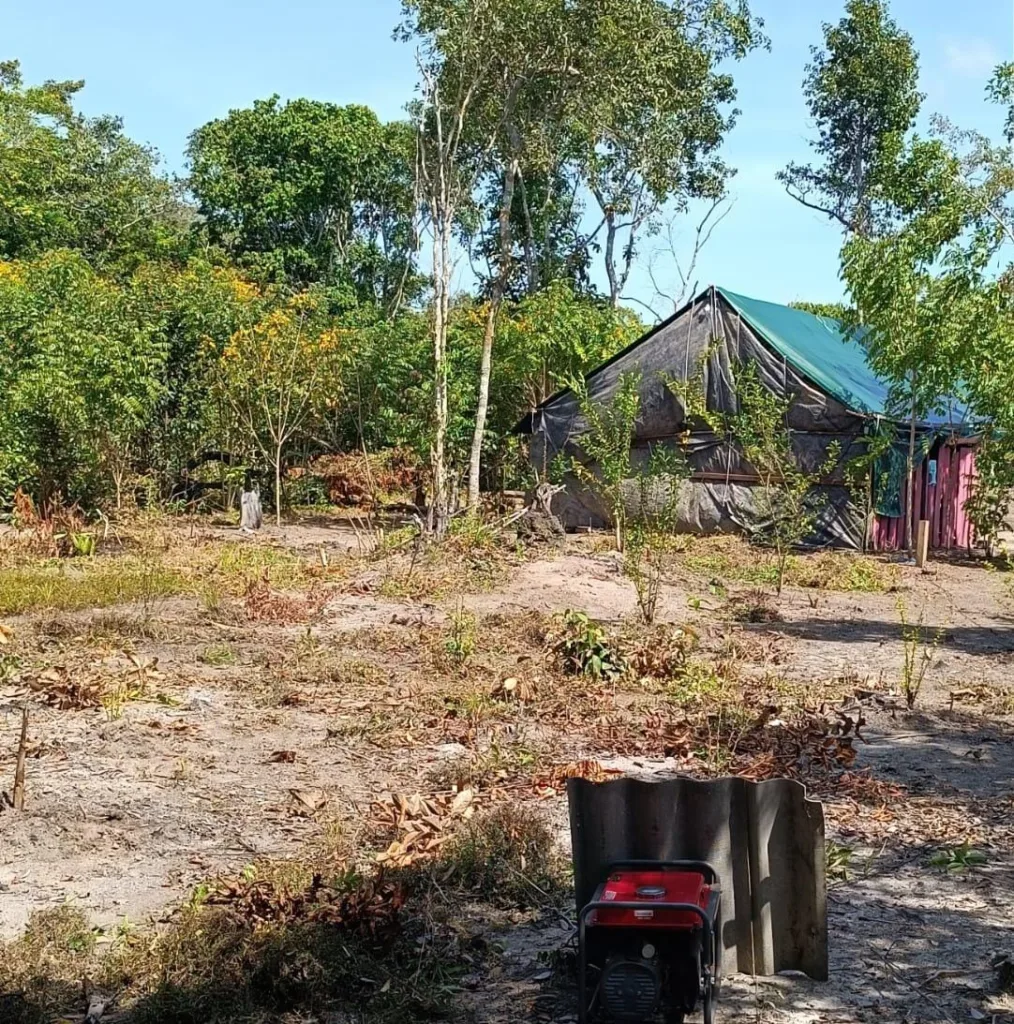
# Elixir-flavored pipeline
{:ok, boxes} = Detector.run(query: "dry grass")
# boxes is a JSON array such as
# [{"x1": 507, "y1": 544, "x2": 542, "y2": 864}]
[
  {"x1": 0, "y1": 907, "x2": 99, "y2": 1024},
  {"x1": 679, "y1": 536, "x2": 899, "y2": 593},
  {"x1": 0, "y1": 797, "x2": 563, "y2": 1024}
]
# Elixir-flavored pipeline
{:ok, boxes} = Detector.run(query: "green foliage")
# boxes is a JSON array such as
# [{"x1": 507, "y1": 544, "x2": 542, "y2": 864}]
[
  {"x1": 188, "y1": 97, "x2": 418, "y2": 303},
  {"x1": 778, "y1": 0, "x2": 921, "y2": 237},
  {"x1": 929, "y1": 842, "x2": 987, "y2": 872},
  {"x1": 445, "y1": 602, "x2": 477, "y2": 666},
  {"x1": 826, "y1": 840, "x2": 855, "y2": 882},
  {"x1": 550, "y1": 610, "x2": 628, "y2": 681},
  {"x1": 568, "y1": 371, "x2": 643, "y2": 549},
  {"x1": 624, "y1": 444, "x2": 692, "y2": 624},
  {"x1": 672, "y1": 362, "x2": 840, "y2": 594},
  {"x1": 0, "y1": 60, "x2": 189, "y2": 272},
  {"x1": 788, "y1": 300, "x2": 851, "y2": 321}
]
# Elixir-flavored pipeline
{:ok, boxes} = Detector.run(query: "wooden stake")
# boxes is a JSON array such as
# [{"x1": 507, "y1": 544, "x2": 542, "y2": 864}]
[
  {"x1": 12, "y1": 706, "x2": 28, "y2": 811},
  {"x1": 916, "y1": 519, "x2": 930, "y2": 569}
]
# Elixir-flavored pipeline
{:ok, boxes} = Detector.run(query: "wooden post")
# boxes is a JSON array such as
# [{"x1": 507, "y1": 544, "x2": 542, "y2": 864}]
[
  {"x1": 12, "y1": 706, "x2": 28, "y2": 811},
  {"x1": 916, "y1": 519, "x2": 930, "y2": 568}
]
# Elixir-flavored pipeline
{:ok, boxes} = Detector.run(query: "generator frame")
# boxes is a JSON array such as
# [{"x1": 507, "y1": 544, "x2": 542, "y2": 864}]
[{"x1": 577, "y1": 860, "x2": 721, "y2": 1024}]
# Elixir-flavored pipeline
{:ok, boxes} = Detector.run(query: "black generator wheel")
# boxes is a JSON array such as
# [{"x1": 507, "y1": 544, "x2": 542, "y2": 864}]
[{"x1": 702, "y1": 976, "x2": 716, "y2": 1024}]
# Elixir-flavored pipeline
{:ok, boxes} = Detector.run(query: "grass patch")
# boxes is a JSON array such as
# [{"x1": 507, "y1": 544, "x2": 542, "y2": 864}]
[
  {"x1": 680, "y1": 538, "x2": 898, "y2": 593},
  {"x1": 0, "y1": 560, "x2": 186, "y2": 616},
  {"x1": 434, "y1": 803, "x2": 569, "y2": 909},
  {"x1": 0, "y1": 907, "x2": 99, "y2": 1024},
  {"x1": 198, "y1": 644, "x2": 237, "y2": 667},
  {"x1": 0, "y1": 802, "x2": 563, "y2": 1024}
]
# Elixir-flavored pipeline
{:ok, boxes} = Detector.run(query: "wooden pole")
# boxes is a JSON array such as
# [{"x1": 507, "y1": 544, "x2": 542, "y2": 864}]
[
  {"x1": 12, "y1": 706, "x2": 28, "y2": 811},
  {"x1": 916, "y1": 519, "x2": 930, "y2": 569}
]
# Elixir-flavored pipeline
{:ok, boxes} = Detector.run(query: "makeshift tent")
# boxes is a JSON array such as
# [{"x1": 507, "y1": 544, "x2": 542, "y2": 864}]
[{"x1": 520, "y1": 285, "x2": 976, "y2": 551}]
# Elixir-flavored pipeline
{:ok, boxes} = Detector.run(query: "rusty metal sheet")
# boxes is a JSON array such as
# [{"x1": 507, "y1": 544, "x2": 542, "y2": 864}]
[{"x1": 567, "y1": 775, "x2": 827, "y2": 980}]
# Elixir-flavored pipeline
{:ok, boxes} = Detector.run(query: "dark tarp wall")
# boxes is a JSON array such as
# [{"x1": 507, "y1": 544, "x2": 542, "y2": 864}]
[{"x1": 532, "y1": 289, "x2": 871, "y2": 548}]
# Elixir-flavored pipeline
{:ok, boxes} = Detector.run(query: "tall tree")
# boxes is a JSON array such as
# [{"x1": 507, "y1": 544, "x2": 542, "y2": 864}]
[
  {"x1": 188, "y1": 98, "x2": 418, "y2": 306},
  {"x1": 779, "y1": 0, "x2": 921, "y2": 239},
  {"x1": 572, "y1": 0, "x2": 765, "y2": 307},
  {"x1": 0, "y1": 61, "x2": 189, "y2": 272}
]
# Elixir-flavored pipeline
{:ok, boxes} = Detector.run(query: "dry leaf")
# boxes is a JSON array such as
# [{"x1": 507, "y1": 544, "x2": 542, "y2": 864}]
[
  {"x1": 268, "y1": 750, "x2": 297, "y2": 764},
  {"x1": 288, "y1": 788, "x2": 328, "y2": 816}
]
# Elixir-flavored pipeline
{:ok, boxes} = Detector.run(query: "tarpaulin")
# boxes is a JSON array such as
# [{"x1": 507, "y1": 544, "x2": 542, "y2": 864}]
[
  {"x1": 525, "y1": 286, "x2": 972, "y2": 548},
  {"x1": 568, "y1": 775, "x2": 828, "y2": 980}
]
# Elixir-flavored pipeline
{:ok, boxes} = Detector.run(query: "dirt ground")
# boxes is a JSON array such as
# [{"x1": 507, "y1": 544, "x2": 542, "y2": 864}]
[{"x1": 2, "y1": 528, "x2": 1014, "y2": 1023}]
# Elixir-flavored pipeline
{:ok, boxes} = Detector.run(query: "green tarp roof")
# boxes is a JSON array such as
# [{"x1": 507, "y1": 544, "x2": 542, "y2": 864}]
[{"x1": 717, "y1": 287, "x2": 966, "y2": 428}]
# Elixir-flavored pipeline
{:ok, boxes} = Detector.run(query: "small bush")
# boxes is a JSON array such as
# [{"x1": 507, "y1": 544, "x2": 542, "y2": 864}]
[
  {"x1": 438, "y1": 804, "x2": 567, "y2": 908},
  {"x1": 549, "y1": 610, "x2": 627, "y2": 681}
]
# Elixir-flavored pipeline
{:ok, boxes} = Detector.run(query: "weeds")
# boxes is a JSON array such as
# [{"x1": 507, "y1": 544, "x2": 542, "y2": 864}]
[
  {"x1": 437, "y1": 803, "x2": 568, "y2": 909},
  {"x1": 0, "y1": 907, "x2": 99, "y2": 1024},
  {"x1": 929, "y1": 842, "x2": 988, "y2": 872},
  {"x1": 898, "y1": 598, "x2": 943, "y2": 708},
  {"x1": 0, "y1": 560, "x2": 185, "y2": 616},
  {"x1": 444, "y1": 601, "x2": 477, "y2": 667},
  {"x1": 549, "y1": 610, "x2": 627, "y2": 681},
  {"x1": 199, "y1": 644, "x2": 236, "y2": 667},
  {"x1": 826, "y1": 840, "x2": 854, "y2": 882}
]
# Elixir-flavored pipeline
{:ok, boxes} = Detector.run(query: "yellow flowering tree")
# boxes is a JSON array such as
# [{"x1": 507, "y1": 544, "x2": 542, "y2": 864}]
[{"x1": 213, "y1": 294, "x2": 344, "y2": 525}]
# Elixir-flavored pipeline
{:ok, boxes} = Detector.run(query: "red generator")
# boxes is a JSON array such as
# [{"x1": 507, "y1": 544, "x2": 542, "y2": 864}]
[{"x1": 578, "y1": 861, "x2": 721, "y2": 1024}]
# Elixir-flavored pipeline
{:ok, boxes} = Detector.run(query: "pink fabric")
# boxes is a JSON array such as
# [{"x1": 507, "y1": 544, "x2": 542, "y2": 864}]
[{"x1": 871, "y1": 444, "x2": 978, "y2": 552}]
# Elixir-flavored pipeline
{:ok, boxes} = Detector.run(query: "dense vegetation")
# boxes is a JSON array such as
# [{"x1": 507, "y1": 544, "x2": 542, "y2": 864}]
[{"x1": 3, "y1": 0, "x2": 1014, "y2": 541}]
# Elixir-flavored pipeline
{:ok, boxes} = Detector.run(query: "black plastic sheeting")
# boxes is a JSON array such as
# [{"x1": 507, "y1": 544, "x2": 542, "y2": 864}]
[
  {"x1": 568, "y1": 776, "x2": 828, "y2": 980},
  {"x1": 529, "y1": 289, "x2": 872, "y2": 548}
]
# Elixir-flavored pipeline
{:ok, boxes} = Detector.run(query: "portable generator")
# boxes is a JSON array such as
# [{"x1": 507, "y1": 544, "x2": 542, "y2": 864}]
[{"x1": 578, "y1": 860, "x2": 721, "y2": 1024}]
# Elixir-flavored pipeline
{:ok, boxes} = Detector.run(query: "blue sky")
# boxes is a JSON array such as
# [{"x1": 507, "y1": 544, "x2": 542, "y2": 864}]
[{"x1": 4, "y1": 0, "x2": 1012, "y2": 312}]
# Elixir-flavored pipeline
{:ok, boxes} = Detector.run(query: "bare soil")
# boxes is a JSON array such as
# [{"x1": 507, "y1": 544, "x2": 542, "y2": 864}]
[{"x1": 2, "y1": 534, "x2": 1014, "y2": 1023}]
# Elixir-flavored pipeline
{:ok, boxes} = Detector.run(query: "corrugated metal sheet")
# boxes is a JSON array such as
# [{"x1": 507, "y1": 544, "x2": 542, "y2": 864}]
[{"x1": 567, "y1": 776, "x2": 827, "y2": 980}]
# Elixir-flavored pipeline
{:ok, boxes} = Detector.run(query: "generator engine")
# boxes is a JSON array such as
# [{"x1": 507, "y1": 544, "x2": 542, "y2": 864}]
[{"x1": 578, "y1": 861, "x2": 721, "y2": 1024}]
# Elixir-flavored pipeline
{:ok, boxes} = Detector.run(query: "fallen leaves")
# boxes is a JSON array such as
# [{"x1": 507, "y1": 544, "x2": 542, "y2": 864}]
[
  {"x1": 287, "y1": 788, "x2": 328, "y2": 817},
  {"x1": 207, "y1": 869, "x2": 407, "y2": 941},
  {"x1": 244, "y1": 576, "x2": 329, "y2": 623},
  {"x1": 532, "y1": 760, "x2": 622, "y2": 796},
  {"x1": 373, "y1": 789, "x2": 478, "y2": 869}
]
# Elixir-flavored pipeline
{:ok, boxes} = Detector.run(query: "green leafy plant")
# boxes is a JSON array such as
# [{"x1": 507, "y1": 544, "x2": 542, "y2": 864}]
[
  {"x1": 623, "y1": 444, "x2": 692, "y2": 624},
  {"x1": 549, "y1": 610, "x2": 627, "y2": 681},
  {"x1": 897, "y1": 598, "x2": 943, "y2": 708},
  {"x1": 826, "y1": 840, "x2": 855, "y2": 882},
  {"x1": 568, "y1": 371, "x2": 642, "y2": 551},
  {"x1": 929, "y1": 841, "x2": 987, "y2": 872},
  {"x1": 445, "y1": 601, "x2": 477, "y2": 666},
  {"x1": 669, "y1": 363, "x2": 840, "y2": 595}
]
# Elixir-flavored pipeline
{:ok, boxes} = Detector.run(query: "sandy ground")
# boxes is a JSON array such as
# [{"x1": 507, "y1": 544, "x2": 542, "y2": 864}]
[{"x1": 2, "y1": 541, "x2": 1014, "y2": 1022}]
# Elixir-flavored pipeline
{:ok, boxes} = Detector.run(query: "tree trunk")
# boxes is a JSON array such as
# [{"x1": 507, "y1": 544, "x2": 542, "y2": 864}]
[
  {"x1": 906, "y1": 375, "x2": 917, "y2": 555},
  {"x1": 604, "y1": 212, "x2": 619, "y2": 308},
  {"x1": 274, "y1": 446, "x2": 283, "y2": 527},
  {"x1": 431, "y1": 212, "x2": 452, "y2": 538},
  {"x1": 466, "y1": 157, "x2": 518, "y2": 510}
]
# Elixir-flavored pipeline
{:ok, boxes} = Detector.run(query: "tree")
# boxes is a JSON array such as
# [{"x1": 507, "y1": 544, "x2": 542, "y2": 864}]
[
  {"x1": 789, "y1": 300, "x2": 852, "y2": 321},
  {"x1": 188, "y1": 98, "x2": 418, "y2": 306},
  {"x1": 0, "y1": 251, "x2": 168, "y2": 507},
  {"x1": 0, "y1": 61, "x2": 190, "y2": 273},
  {"x1": 568, "y1": 372, "x2": 643, "y2": 551},
  {"x1": 572, "y1": 0, "x2": 766, "y2": 306},
  {"x1": 779, "y1": 0, "x2": 921, "y2": 239},
  {"x1": 212, "y1": 294, "x2": 343, "y2": 525}
]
